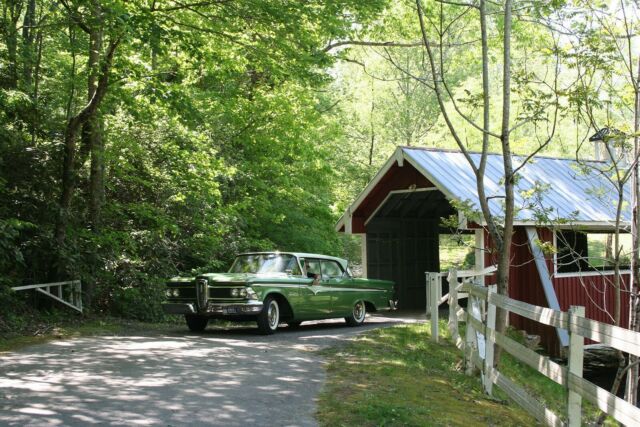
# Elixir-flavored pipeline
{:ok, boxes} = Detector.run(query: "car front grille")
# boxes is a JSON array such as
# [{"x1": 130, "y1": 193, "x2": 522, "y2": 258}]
[
  {"x1": 209, "y1": 287, "x2": 243, "y2": 299},
  {"x1": 196, "y1": 278, "x2": 208, "y2": 310}
]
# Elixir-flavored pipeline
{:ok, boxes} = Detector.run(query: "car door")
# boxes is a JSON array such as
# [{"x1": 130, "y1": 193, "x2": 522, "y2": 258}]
[
  {"x1": 321, "y1": 259, "x2": 353, "y2": 315},
  {"x1": 296, "y1": 258, "x2": 332, "y2": 318}
]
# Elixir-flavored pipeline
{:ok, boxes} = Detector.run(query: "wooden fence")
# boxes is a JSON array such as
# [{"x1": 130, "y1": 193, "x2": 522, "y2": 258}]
[{"x1": 427, "y1": 269, "x2": 640, "y2": 427}]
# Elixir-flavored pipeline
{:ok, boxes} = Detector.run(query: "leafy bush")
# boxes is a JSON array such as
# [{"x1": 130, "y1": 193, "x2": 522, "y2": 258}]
[{"x1": 111, "y1": 276, "x2": 168, "y2": 323}]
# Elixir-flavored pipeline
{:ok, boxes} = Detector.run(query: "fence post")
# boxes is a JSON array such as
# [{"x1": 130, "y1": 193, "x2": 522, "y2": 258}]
[
  {"x1": 465, "y1": 291, "x2": 476, "y2": 375},
  {"x1": 567, "y1": 306, "x2": 585, "y2": 427},
  {"x1": 448, "y1": 269, "x2": 460, "y2": 346},
  {"x1": 427, "y1": 272, "x2": 440, "y2": 343},
  {"x1": 483, "y1": 284, "x2": 497, "y2": 395}
]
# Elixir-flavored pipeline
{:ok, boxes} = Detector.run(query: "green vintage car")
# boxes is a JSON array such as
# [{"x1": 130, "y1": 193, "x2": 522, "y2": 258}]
[{"x1": 162, "y1": 252, "x2": 396, "y2": 334}]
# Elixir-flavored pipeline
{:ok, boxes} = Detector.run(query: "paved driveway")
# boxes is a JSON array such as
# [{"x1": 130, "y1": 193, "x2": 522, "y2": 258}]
[{"x1": 0, "y1": 314, "x2": 421, "y2": 426}]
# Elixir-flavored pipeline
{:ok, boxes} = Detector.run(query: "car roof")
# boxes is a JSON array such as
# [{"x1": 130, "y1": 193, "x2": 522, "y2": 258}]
[{"x1": 237, "y1": 252, "x2": 349, "y2": 269}]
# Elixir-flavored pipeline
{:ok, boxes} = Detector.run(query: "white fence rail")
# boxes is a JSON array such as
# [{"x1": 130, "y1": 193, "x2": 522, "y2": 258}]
[
  {"x1": 425, "y1": 266, "x2": 496, "y2": 344},
  {"x1": 11, "y1": 280, "x2": 83, "y2": 313},
  {"x1": 428, "y1": 269, "x2": 640, "y2": 427}
]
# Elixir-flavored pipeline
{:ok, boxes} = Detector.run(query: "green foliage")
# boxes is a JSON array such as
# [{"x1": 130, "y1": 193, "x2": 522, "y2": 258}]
[
  {"x1": 0, "y1": 0, "x2": 388, "y2": 323},
  {"x1": 111, "y1": 277, "x2": 167, "y2": 322}
]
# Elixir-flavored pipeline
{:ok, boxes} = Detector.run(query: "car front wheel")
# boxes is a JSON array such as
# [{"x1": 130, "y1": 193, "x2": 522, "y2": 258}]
[
  {"x1": 345, "y1": 300, "x2": 366, "y2": 326},
  {"x1": 257, "y1": 296, "x2": 280, "y2": 335},
  {"x1": 185, "y1": 315, "x2": 208, "y2": 332}
]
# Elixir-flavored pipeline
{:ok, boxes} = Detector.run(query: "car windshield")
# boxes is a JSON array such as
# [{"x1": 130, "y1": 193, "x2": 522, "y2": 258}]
[{"x1": 229, "y1": 254, "x2": 300, "y2": 274}]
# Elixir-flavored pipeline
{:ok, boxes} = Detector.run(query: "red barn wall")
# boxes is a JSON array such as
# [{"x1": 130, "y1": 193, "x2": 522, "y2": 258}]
[{"x1": 484, "y1": 227, "x2": 631, "y2": 357}]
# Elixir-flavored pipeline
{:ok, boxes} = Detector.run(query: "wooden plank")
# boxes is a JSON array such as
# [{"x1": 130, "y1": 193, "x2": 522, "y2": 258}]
[
  {"x1": 525, "y1": 227, "x2": 570, "y2": 347},
  {"x1": 428, "y1": 272, "x2": 439, "y2": 343},
  {"x1": 35, "y1": 288, "x2": 82, "y2": 313},
  {"x1": 466, "y1": 313, "x2": 568, "y2": 388},
  {"x1": 489, "y1": 293, "x2": 569, "y2": 329},
  {"x1": 484, "y1": 285, "x2": 497, "y2": 395},
  {"x1": 465, "y1": 284, "x2": 489, "y2": 299},
  {"x1": 499, "y1": 329, "x2": 567, "y2": 387},
  {"x1": 568, "y1": 373, "x2": 640, "y2": 427},
  {"x1": 12, "y1": 280, "x2": 79, "y2": 292},
  {"x1": 567, "y1": 306, "x2": 584, "y2": 427},
  {"x1": 465, "y1": 299, "x2": 475, "y2": 375},
  {"x1": 570, "y1": 316, "x2": 640, "y2": 358},
  {"x1": 488, "y1": 369, "x2": 565, "y2": 427},
  {"x1": 453, "y1": 265, "x2": 497, "y2": 279},
  {"x1": 448, "y1": 270, "x2": 461, "y2": 348}
]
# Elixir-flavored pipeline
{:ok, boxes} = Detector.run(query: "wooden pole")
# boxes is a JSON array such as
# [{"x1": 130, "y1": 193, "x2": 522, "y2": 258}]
[
  {"x1": 428, "y1": 272, "x2": 439, "y2": 343},
  {"x1": 448, "y1": 269, "x2": 460, "y2": 346},
  {"x1": 484, "y1": 284, "x2": 497, "y2": 394},
  {"x1": 567, "y1": 306, "x2": 585, "y2": 427}
]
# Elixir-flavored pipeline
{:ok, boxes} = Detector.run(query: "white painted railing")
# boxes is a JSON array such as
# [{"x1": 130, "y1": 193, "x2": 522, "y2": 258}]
[
  {"x1": 425, "y1": 266, "x2": 496, "y2": 344},
  {"x1": 431, "y1": 269, "x2": 640, "y2": 426},
  {"x1": 11, "y1": 280, "x2": 83, "y2": 313}
]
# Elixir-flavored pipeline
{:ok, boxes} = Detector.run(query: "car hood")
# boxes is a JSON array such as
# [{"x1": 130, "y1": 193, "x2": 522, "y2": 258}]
[{"x1": 197, "y1": 272, "x2": 291, "y2": 284}]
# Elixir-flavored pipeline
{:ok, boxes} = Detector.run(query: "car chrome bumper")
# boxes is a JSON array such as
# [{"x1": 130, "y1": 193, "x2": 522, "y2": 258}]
[
  {"x1": 163, "y1": 303, "x2": 196, "y2": 315},
  {"x1": 162, "y1": 302, "x2": 264, "y2": 316},
  {"x1": 206, "y1": 302, "x2": 264, "y2": 315}
]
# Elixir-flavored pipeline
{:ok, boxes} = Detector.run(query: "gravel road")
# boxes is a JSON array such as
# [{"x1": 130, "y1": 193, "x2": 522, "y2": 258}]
[{"x1": 0, "y1": 314, "x2": 421, "y2": 426}]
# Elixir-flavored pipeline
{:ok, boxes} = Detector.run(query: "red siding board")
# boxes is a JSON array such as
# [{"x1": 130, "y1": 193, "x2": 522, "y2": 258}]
[{"x1": 485, "y1": 226, "x2": 631, "y2": 357}]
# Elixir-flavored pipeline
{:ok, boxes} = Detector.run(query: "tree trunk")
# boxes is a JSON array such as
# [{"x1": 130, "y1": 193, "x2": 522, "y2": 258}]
[
  {"x1": 30, "y1": 29, "x2": 42, "y2": 145},
  {"x1": 21, "y1": 0, "x2": 36, "y2": 89},
  {"x1": 626, "y1": 55, "x2": 640, "y2": 406},
  {"x1": 84, "y1": 2, "x2": 105, "y2": 229},
  {"x1": 55, "y1": 39, "x2": 119, "y2": 249},
  {"x1": 2, "y1": 0, "x2": 22, "y2": 88}
]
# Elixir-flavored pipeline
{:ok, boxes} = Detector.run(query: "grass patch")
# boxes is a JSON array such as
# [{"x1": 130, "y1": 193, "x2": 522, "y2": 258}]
[
  {"x1": 317, "y1": 323, "x2": 535, "y2": 427},
  {"x1": 496, "y1": 328, "x2": 617, "y2": 426}
]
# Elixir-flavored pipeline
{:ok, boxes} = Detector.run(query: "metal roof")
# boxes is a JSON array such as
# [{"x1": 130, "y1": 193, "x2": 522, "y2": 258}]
[
  {"x1": 402, "y1": 147, "x2": 632, "y2": 225},
  {"x1": 336, "y1": 147, "x2": 633, "y2": 232}
]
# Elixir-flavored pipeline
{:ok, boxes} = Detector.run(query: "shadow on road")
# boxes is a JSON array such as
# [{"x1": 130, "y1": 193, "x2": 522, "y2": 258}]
[{"x1": 0, "y1": 314, "x2": 422, "y2": 427}]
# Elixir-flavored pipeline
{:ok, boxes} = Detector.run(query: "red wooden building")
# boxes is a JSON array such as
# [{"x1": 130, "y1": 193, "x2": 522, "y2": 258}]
[{"x1": 337, "y1": 146, "x2": 632, "y2": 356}]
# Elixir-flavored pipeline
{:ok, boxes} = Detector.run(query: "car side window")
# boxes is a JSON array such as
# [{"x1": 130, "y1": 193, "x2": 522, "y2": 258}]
[
  {"x1": 321, "y1": 260, "x2": 343, "y2": 280},
  {"x1": 303, "y1": 259, "x2": 322, "y2": 279},
  {"x1": 286, "y1": 257, "x2": 302, "y2": 275}
]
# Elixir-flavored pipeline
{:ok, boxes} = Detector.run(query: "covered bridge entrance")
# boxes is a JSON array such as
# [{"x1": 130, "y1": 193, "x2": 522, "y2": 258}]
[
  {"x1": 366, "y1": 190, "x2": 455, "y2": 309},
  {"x1": 336, "y1": 148, "x2": 481, "y2": 311},
  {"x1": 337, "y1": 146, "x2": 632, "y2": 356}
]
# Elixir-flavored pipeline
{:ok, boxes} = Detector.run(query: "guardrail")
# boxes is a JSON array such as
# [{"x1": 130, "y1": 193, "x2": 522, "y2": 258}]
[
  {"x1": 11, "y1": 280, "x2": 83, "y2": 313},
  {"x1": 430, "y1": 269, "x2": 640, "y2": 426},
  {"x1": 425, "y1": 266, "x2": 496, "y2": 344}
]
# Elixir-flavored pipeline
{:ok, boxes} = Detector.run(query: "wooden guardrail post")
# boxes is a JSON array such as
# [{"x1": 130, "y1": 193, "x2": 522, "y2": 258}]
[
  {"x1": 465, "y1": 290, "x2": 476, "y2": 375},
  {"x1": 448, "y1": 269, "x2": 462, "y2": 348},
  {"x1": 427, "y1": 272, "x2": 440, "y2": 343},
  {"x1": 483, "y1": 284, "x2": 497, "y2": 395},
  {"x1": 567, "y1": 306, "x2": 585, "y2": 427}
]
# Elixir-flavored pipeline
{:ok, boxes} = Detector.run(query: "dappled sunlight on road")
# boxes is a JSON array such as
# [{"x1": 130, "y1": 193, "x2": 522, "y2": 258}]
[{"x1": 0, "y1": 314, "x2": 421, "y2": 426}]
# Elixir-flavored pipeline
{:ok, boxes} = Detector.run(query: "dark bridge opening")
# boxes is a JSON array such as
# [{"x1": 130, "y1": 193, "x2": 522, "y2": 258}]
[{"x1": 365, "y1": 190, "x2": 457, "y2": 310}]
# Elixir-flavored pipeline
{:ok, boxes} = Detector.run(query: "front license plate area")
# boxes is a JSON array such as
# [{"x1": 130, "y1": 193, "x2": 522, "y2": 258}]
[{"x1": 224, "y1": 306, "x2": 239, "y2": 314}]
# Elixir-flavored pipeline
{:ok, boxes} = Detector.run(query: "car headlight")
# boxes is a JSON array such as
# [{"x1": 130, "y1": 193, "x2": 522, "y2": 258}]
[
  {"x1": 231, "y1": 288, "x2": 239, "y2": 297},
  {"x1": 172, "y1": 288, "x2": 180, "y2": 297},
  {"x1": 239, "y1": 288, "x2": 247, "y2": 297},
  {"x1": 166, "y1": 289, "x2": 172, "y2": 297}
]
